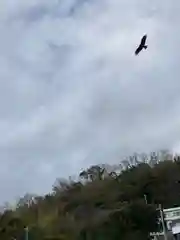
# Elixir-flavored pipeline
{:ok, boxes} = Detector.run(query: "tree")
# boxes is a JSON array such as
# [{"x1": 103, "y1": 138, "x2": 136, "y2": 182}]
[
  {"x1": 79, "y1": 165, "x2": 105, "y2": 182},
  {"x1": 0, "y1": 150, "x2": 178, "y2": 240}
]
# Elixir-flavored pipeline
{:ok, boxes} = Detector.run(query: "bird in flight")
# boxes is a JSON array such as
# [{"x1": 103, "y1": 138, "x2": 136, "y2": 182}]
[{"x1": 135, "y1": 35, "x2": 148, "y2": 55}]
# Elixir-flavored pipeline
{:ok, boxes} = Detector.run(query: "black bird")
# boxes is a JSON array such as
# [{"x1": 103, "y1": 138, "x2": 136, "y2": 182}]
[{"x1": 135, "y1": 35, "x2": 148, "y2": 55}]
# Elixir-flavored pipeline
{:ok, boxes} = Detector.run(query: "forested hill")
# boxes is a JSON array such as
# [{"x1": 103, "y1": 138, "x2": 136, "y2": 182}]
[{"x1": 0, "y1": 150, "x2": 180, "y2": 240}]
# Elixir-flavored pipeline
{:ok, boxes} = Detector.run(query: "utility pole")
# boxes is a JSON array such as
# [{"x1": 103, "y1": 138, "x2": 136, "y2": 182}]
[
  {"x1": 144, "y1": 194, "x2": 168, "y2": 240},
  {"x1": 159, "y1": 204, "x2": 168, "y2": 240},
  {"x1": 144, "y1": 194, "x2": 148, "y2": 204},
  {"x1": 24, "y1": 226, "x2": 28, "y2": 240}
]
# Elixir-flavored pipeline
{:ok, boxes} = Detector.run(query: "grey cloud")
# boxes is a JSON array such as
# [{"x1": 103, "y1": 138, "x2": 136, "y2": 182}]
[{"x1": 0, "y1": 0, "x2": 179, "y2": 203}]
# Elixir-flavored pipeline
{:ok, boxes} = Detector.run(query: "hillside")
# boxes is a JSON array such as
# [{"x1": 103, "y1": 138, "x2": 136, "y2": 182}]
[{"x1": 0, "y1": 150, "x2": 179, "y2": 239}]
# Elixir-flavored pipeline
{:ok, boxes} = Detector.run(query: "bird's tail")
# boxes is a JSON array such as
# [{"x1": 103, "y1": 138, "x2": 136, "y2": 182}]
[{"x1": 144, "y1": 45, "x2": 148, "y2": 49}]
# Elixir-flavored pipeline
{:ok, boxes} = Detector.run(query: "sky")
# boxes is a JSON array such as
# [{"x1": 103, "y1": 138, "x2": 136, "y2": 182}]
[{"x1": 0, "y1": 0, "x2": 180, "y2": 203}]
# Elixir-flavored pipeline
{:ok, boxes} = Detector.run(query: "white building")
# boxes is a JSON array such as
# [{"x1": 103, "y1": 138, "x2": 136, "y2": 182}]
[
  {"x1": 150, "y1": 206, "x2": 180, "y2": 240},
  {"x1": 163, "y1": 207, "x2": 180, "y2": 239}
]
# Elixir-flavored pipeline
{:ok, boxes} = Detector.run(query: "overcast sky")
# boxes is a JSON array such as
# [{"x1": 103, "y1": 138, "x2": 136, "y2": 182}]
[{"x1": 0, "y1": 0, "x2": 180, "y2": 203}]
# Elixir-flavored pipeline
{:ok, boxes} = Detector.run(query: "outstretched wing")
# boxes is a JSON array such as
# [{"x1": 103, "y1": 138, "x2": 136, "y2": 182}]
[
  {"x1": 140, "y1": 35, "x2": 147, "y2": 46},
  {"x1": 135, "y1": 46, "x2": 142, "y2": 55},
  {"x1": 135, "y1": 35, "x2": 147, "y2": 55}
]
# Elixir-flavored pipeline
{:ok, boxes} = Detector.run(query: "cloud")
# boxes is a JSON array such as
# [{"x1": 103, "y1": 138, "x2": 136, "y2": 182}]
[{"x1": 0, "y1": 0, "x2": 179, "y2": 203}]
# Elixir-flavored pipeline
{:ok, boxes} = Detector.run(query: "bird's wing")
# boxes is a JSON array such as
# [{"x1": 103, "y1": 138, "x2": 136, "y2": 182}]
[
  {"x1": 135, "y1": 46, "x2": 142, "y2": 55},
  {"x1": 141, "y1": 35, "x2": 147, "y2": 46}
]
